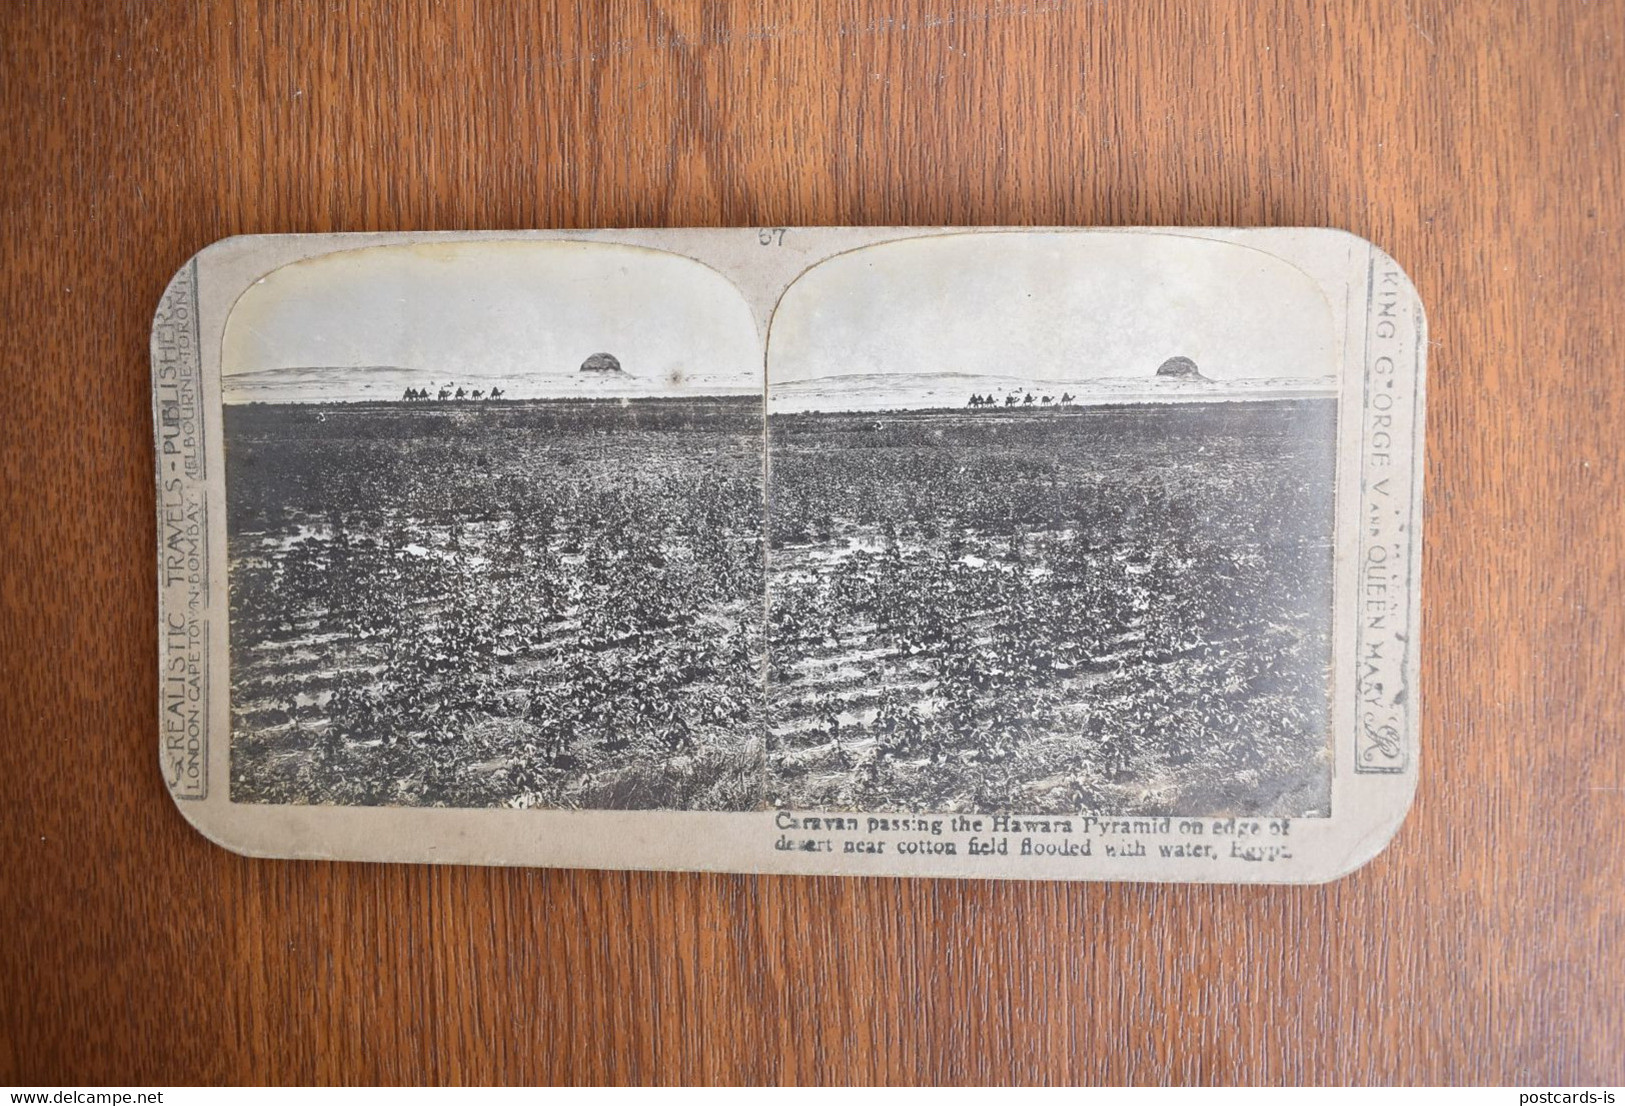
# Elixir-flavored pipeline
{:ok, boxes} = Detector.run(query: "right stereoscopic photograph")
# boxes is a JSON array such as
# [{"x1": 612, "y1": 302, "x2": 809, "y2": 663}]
[{"x1": 764, "y1": 231, "x2": 1341, "y2": 818}]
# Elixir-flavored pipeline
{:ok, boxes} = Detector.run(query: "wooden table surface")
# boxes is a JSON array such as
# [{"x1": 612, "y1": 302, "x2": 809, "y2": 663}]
[{"x1": 2, "y1": 0, "x2": 1621, "y2": 1086}]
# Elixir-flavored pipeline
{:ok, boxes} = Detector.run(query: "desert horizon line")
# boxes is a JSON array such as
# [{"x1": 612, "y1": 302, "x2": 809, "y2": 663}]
[
  {"x1": 224, "y1": 365, "x2": 1339, "y2": 384},
  {"x1": 220, "y1": 394, "x2": 1338, "y2": 412}
]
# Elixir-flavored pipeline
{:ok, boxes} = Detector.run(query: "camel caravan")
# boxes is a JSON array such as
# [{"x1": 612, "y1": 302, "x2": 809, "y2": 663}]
[
  {"x1": 399, "y1": 386, "x2": 507, "y2": 401},
  {"x1": 966, "y1": 390, "x2": 1077, "y2": 408}
]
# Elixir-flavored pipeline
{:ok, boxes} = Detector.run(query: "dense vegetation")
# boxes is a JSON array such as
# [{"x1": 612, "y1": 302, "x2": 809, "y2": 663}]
[
  {"x1": 225, "y1": 399, "x2": 764, "y2": 809},
  {"x1": 765, "y1": 400, "x2": 1337, "y2": 817},
  {"x1": 228, "y1": 395, "x2": 1336, "y2": 818}
]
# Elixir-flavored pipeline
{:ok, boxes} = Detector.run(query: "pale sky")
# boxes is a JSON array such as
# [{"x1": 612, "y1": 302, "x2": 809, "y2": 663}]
[
  {"x1": 223, "y1": 240, "x2": 761, "y2": 394},
  {"x1": 767, "y1": 231, "x2": 1337, "y2": 384}
]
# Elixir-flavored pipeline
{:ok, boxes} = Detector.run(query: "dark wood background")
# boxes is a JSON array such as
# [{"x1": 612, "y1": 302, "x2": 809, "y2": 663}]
[{"x1": 2, "y1": 0, "x2": 1621, "y2": 1086}]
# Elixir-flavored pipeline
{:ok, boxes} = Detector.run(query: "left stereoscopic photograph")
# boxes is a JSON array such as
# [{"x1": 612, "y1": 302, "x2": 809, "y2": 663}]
[{"x1": 221, "y1": 242, "x2": 767, "y2": 810}]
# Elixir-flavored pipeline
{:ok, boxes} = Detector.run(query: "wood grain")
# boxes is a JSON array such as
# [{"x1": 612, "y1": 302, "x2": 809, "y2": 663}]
[{"x1": 1, "y1": 0, "x2": 1621, "y2": 1085}]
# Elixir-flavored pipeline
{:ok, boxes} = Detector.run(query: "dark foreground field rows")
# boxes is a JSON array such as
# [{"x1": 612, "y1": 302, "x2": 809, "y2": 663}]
[
  {"x1": 226, "y1": 398, "x2": 768, "y2": 809},
  {"x1": 765, "y1": 400, "x2": 1337, "y2": 817},
  {"x1": 225, "y1": 397, "x2": 1336, "y2": 816}
]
